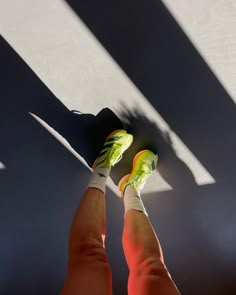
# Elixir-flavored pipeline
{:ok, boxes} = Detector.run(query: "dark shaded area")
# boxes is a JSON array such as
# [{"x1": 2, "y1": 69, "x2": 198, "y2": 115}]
[{"x1": 62, "y1": 0, "x2": 236, "y2": 294}]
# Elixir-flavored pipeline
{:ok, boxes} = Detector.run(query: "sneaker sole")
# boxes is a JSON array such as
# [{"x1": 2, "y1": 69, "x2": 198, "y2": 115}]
[{"x1": 105, "y1": 129, "x2": 125, "y2": 141}]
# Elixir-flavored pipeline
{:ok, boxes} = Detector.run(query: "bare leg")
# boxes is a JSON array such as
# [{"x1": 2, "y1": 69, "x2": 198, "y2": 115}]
[
  {"x1": 61, "y1": 187, "x2": 112, "y2": 295},
  {"x1": 122, "y1": 209, "x2": 180, "y2": 295}
]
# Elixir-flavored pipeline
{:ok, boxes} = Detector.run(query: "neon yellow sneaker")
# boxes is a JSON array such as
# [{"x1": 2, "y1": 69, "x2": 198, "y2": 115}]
[
  {"x1": 92, "y1": 129, "x2": 133, "y2": 170},
  {"x1": 118, "y1": 149, "x2": 158, "y2": 196}
]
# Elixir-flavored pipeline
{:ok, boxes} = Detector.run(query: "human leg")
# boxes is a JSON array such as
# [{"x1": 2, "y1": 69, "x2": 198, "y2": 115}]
[
  {"x1": 61, "y1": 129, "x2": 133, "y2": 295},
  {"x1": 119, "y1": 150, "x2": 180, "y2": 295},
  {"x1": 61, "y1": 156, "x2": 114, "y2": 295},
  {"x1": 123, "y1": 209, "x2": 180, "y2": 295},
  {"x1": 61, "y1": 187, "x2": 112, "y2": 295}
]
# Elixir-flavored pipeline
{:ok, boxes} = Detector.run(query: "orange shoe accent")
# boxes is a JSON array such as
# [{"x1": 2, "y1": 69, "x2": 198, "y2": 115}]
[
  {"x1": 118, "y1": 150, "x2": 149, "y2": 196},
  {"x1": 132, "y1": 150, "x2": 150, "y2": 169},
  {"x1": 105, "y1": 129, "x2": 124, "y2": 141},
  {"x1": 118, "y1": 174, "x2": 131, "y2": 194},
  {"x1": 118, "y1": 149, "x2": 157, "y2": 197}
]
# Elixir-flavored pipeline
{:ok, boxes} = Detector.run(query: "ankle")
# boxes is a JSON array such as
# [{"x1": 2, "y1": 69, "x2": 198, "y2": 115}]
[
  {"x1": 123, "y1": 185, "x2": 148, "y2": 217},
  {"x1": 88, "y1": 167, "x2": 111, "y2": 193}
]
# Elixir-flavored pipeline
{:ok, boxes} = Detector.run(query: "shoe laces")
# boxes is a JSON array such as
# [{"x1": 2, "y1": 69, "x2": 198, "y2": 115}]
[{"x1": 105, "y1": 143, "x2": 123, "y2": 166}]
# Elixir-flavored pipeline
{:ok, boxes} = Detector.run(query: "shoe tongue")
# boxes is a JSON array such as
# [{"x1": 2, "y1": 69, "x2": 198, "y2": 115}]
[{"x1": 110, "y1": 147, "x2": 122, "y2": 166}]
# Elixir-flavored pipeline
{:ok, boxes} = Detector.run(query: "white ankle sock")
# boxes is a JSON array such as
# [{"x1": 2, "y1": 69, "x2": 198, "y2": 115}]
[
  {"x1": 88, "y1": 167, "x2": 111, "y2": 193},
  {"x1": 123, "y1": 185, "x2": 148, "y2": 216}
]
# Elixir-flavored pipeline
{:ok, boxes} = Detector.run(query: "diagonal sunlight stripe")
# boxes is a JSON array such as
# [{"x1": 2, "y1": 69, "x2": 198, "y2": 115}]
[
  {"x1": 2, "y1": 0, "x2": 215, "y2": 195},
  {"x1": 162, "y1": 0, "x2": 236, "y2": 104}
]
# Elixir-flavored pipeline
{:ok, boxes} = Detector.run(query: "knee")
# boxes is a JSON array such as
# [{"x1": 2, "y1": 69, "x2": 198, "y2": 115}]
[
  {"x1": 69, "y1": 237, "x2": 109, "y2": 267},
  {"x1": 138, "y1": 257, "x2": 170, "y2": 280}
]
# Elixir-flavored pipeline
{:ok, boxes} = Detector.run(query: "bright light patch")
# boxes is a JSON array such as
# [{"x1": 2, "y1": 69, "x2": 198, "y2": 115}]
[
  {"x1": 162, "y1": 0, "x2": 236, "y2": 104},
  {"x1": 170, "y1": 131, "x2": 215, "y2": 186},
  {"x1": 30, "y1": 113, "x2": 89, "y2": 167},
  {"x1": 0, "y1": 162, "x2": 6, "y2": 170},
  {"x1": 116, "y1": 99, "x2": 216, "y2": 188}
]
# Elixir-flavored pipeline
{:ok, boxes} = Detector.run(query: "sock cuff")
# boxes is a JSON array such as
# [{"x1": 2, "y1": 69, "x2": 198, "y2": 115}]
[
  {"x1": 88, "y1": 167, "x2": 111, "y2": 194},
  {"x1": 93, "y1": 167, "x2": 111, "y2": 177},
  {"x1": 123, "y1": 185, "x2": 148, "y2": 217}
]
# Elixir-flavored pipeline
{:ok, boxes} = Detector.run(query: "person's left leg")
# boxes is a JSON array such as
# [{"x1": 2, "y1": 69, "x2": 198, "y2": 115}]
[{"x1": 61, "y1": 129, "x2": 133, "y2": 295}]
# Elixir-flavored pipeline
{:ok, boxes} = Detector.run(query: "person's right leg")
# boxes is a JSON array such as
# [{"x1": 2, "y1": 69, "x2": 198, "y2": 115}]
[{"x1": 119, "y1": 150, "x2": 180, "y2": 295}]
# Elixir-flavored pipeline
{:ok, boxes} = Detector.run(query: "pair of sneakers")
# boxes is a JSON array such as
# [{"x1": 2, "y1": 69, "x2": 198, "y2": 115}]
[{"x1": 92, "y1": 129, "x2": 158, "y2": 196}]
